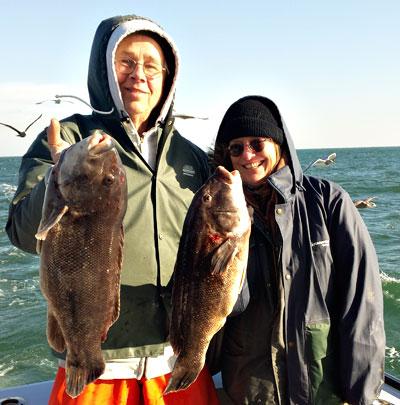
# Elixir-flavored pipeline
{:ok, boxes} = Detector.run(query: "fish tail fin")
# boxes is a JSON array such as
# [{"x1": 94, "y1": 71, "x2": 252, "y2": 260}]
[
  {"x1": 163, "y1": 356, "x2": 202, "y2": 395},
  {"x1": 65, "y1": 355, "x2": 105, "y2": 398}
]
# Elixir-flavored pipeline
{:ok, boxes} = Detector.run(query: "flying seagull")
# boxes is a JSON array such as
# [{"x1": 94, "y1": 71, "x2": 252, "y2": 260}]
[
  {"x1": 173, "y1": 113, "x2": 208, "y2": 120},
  {"x1": 36, "y1": 98, "x2": 73, "y2": 105},
  {"x1": 0, "y1": 114, "x2": 43, "y2": 138},
  {"x1": 303, "y1": 152, "x2": 336, "y2": 173},
  {"x1": 55, "y1": 94, "x2": 114, "y2": 115},
  {"x1": 353, "y1": 196, "x2": 377, "y2": 209}
]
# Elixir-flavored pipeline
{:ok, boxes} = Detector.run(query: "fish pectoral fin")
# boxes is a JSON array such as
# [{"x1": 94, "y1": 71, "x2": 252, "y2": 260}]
[
  {"x1": 210, "y1": 239, "x2": 238, "y2": 274},
  {"x1": 247, "y1": 205, "x2": 254, "y2": 223},
  {"x1": 36, "y1": 239, "x2": 43, "y2": 255},
  {"x1": 47, "y1": 310, "x2": 66, "y2": 352},
  {"x1": 239, "y1": 262, "x2": 247, "y2": 290},
  {"x1": 35, "y1": 205, "x2": 69, "y2": 241}
]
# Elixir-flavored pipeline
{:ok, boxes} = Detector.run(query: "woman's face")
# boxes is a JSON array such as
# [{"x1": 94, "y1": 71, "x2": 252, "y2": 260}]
[{"x1": 228, "y1": 137, "x2": 280, "y2": 186}]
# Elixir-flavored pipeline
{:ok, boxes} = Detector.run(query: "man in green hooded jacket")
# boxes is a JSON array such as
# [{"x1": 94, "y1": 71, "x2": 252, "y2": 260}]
[{"x1": 6, "y1": 14, "x2": 220, "y2": 404}]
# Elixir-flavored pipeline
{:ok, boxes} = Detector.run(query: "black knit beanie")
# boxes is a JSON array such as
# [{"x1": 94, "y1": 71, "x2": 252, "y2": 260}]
[{"x1": 217, "y1": 96, "x2": 284, "y2": 145}]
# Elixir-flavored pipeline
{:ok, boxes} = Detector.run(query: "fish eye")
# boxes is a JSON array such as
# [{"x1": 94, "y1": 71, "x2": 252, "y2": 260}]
[
  {"x1": 203, "y1": 194, "x2": 212, "y2": 202},
  {"x1": 103, "y1": 174, "x2": 115, "y2": 186}
]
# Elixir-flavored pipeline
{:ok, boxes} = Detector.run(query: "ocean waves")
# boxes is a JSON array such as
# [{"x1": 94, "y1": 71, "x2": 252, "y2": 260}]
[
  {"x1": 0, "y1": 183, "x2": 17, "y2": 200},
  {"x1": 0, "y1": 149, "x2": 399, "y2": 388}
]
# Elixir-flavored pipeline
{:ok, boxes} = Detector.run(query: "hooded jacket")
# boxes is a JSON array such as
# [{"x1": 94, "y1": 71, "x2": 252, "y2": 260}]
[
  {"x1": 6, "y1": 15, "x2": 209, "y2": 361},
  {"x1": 212, "y1": 96, "x2": 385, "y2": 404}
]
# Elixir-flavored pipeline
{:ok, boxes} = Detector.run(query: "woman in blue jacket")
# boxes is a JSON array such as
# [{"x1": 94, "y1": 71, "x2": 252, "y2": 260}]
[{"x1": 211, "y1": 95, "x2": 385, "y2": 404}]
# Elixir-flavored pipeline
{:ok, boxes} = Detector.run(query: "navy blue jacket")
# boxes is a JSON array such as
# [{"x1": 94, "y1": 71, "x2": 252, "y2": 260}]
[{"x1": 215, "y1": 96, "x2": 385, "y2": 405}]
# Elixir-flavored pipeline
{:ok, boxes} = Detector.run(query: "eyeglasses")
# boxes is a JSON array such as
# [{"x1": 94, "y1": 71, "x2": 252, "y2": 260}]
[
  {"x1": 228, "y1": 138, "x2": 270, "y2": 157},
  {"x1": 115, "y1": 57, "x2": 169, "y2": 78}
]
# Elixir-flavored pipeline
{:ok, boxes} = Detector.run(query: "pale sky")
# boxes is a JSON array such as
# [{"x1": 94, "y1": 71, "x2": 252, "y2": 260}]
[{"x1": 1, "y1": 0, "x2": 399, "y2": 156}]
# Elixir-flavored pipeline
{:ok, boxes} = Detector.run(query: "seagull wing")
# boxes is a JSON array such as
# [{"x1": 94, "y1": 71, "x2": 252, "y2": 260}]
[
  {"x1": 303, "y1": 160, "x2": 315, "y2": 173},
  {"x1": 36, "y1": 99, "x2": 53, "y2": 104},
  {"x1": 55, "y1": 94, "x2": 113, "y2": 114},
  {"x1": 312, "y1": 158, "x2": 325, "y2": 166},
  {"x1": 0, "y1": 122, "x2": 21, "y2": 134},
  {"x1": 24, "y1": 114, "x2": 43, "y2": 132},
  {"x1": 36, "y1": 99, "x2": 73, "y2": 104},
  {"x1": 327, "y1": 153, "x2": 336, "y2": 162},
  {"x1": 173, "y1": 113, "x2": 208, "y2": 120}
]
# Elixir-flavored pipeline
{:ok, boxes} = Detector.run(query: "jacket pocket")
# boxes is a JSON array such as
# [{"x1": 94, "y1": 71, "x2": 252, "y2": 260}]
[{"x1": 305, "y1": 321, "x2": 337, "y2": 403}]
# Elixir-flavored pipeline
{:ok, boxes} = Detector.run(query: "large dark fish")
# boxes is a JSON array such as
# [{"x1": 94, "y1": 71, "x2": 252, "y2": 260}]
[
  {"x1": 35, "y1": 131, "x2": 127, "y2": 398},
  {"x1": 164, "y1": 166, "x2": 251, "y2": 394}
]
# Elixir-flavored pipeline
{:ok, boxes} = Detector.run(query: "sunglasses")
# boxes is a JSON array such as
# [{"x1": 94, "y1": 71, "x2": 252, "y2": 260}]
[{"x1": 228, "y1": 138, "x2": 269, "y2": 157}]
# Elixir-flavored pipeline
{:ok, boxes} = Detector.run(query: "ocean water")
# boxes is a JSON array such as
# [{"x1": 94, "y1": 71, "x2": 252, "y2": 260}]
[{"x1": 0, "y1": 147, "x2": 399, "y2": 389}]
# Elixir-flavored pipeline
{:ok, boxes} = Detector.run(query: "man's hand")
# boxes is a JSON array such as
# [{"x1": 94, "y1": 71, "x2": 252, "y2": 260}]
[{"x1": 46, "y1": 119, "x2": 70, "y2": 163}]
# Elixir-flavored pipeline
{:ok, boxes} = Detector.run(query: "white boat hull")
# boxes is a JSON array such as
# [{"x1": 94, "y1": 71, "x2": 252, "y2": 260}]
[{"x1": 0, "y1": 374, "x2": 399, "y2": 404}]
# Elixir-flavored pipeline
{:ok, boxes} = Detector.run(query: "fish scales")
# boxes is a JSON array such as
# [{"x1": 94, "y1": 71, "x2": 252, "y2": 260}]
[
  {"x1": 165, "y1": 166, "x2": 251, "y2": 394},
  {"x1": 36, "y1": 131, "x2": 127, "y2": 398}
]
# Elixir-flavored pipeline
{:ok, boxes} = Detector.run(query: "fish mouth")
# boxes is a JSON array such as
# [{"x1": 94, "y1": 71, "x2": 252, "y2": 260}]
[
  {"x1": 213, "y1": 209, "x2": 238, "y2": 213},
  {"x1": 87, "y1": 131, "x2": 115, "y2": 156},
  {"x1": 215, "y1": 166, "x2": 242, "y2": 185}
]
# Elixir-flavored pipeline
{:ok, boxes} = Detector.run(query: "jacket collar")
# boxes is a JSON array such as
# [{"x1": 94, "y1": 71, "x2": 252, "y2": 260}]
[{"x1": 267, "y1": 165, "x2": 295, "y2": 202}]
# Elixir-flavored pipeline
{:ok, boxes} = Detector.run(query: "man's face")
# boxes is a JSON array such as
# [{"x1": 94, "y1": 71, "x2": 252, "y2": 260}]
[{"x1": 115, "y1": 34, "x2": 167, "y2": 131}]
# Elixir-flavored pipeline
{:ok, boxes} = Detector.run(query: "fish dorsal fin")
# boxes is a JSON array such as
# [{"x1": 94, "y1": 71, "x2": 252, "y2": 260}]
[
  {"x1": 210, "y1": 238, "x2": 238, "y2": 274},
  {"x1": 110, "y1": 224, "x2": 125, "y2": 325}
]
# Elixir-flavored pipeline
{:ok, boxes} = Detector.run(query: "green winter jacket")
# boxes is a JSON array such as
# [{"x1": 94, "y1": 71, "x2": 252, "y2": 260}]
[{"x1": 5, "y1": 15, "x2": 210, "y2": 360}]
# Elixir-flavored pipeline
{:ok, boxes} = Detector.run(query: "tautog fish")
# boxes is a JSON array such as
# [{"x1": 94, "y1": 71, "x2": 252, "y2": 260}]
[
  {"x1": 36, "y1": 131, "x2": 127, "y2": 398},
  {"x1": 165, "y1": 166, "x2": 251, "y2": 394}
]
